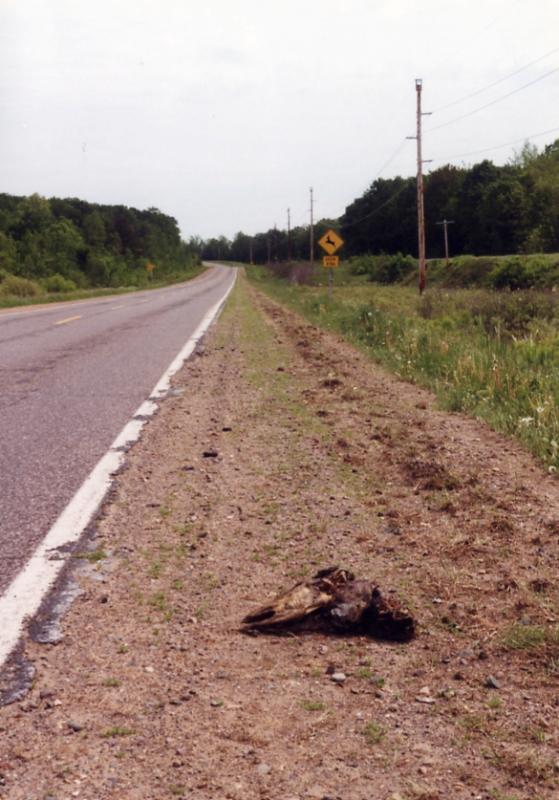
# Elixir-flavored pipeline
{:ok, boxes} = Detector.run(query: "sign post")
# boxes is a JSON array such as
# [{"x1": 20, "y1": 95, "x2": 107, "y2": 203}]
[{"x1": 318, "y1": 229, "x2": 344, "y2": 296}]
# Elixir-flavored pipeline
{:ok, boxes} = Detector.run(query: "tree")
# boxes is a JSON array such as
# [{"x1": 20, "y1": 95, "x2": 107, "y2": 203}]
[
  {"x1": 42, "y1": 218, "x2": 86, "y2": 277},
  {"x1": 424, "y1": 165, "x2": 466, "y2": 256},
  {"x1": 479, "y1": 177, "x2": 530, "y2": 254},
  {"x1": 0, "y1": 232, "x2": 17, "y2": 273},
  {"x1": 12, "y1": 193, "x2": 53, "y2": 239},
  {"x1": 83, "y1": 210, "x2": 106, "y2": 248}
]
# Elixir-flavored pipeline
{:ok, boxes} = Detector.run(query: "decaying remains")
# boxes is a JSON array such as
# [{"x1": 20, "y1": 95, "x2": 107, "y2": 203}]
[{"x1": 242, "y1": 567, "x2": 415, "y2": 641}]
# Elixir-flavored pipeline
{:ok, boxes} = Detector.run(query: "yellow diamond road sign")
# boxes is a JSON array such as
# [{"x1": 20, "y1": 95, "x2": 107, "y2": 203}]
[{"x1": 318, "y1": 229, "x2": 344, "y2": 255}]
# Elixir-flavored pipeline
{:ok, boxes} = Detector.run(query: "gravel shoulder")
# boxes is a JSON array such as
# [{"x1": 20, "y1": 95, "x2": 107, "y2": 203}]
[{"x1": 1, "y1": 273, "x2": 558, "y2": 800}]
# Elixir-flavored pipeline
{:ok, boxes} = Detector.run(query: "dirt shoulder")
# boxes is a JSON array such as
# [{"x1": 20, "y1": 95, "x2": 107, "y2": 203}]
[{"x1": 1, "y1": 273, "x2": 558, "y2": 800}]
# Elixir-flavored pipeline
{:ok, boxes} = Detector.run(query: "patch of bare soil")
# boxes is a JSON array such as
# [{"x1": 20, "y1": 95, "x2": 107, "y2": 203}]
[{"x1": 1, "y1": 275, "x2": 558, "y2": 800}]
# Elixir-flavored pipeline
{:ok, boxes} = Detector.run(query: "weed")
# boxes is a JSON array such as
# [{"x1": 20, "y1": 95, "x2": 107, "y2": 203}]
[
  {"x1": 169, "y1": 786, "x2": 186, "y2": 797},
  {"x1": 75, "y1": 549, "x2": 107, "y2": 563},
  {"x1": 363, "y1": 721, "x2": 385, "y2": 746},
  {"x1": 201, "y1": 572, "x2": 220, "y2": 591},
  {"x1": 148, "y1": 561, "x2": 164, "y2": 579},
  {"x1": 149, "y1": 591, "x2": 169, "y2": 612},
  {"x1": 310, "y1": 667, "x2": 323, "y2": 678},
  {"x1": 194, "y1": 602, "x2": 209, "y2": 620},
  {"x1": 175, "y1": 522, "x2": 195, "y2": 536},
  {"x1": 459, "y1": 714, "x2": 487, "y2": 736},
  {"x1": 356, "y1": 667, "x2": 372, "y2": 680},
  {"x1": 117, "y1": 644, "x2": 128, "y2": 654},
  {"x1": 101, "y1": 726, "x2": 134, "y2": 738},
  {"x1": 502, "y1": 624, "x2": 559, "y2": 650},
  {"x1": 103, "y1": 678, "x2": 121, "y2": 688},
  {"x1": 530, "y1": 727, "x2": 550, "y2": 744},
  {"x1": 487, "y1": 696, "x2": 502, "y2": 710},
  {"x1": 496, "y1": 745, "x2": 557, "y2": 783},
  {"x1": 301, "y1": 700, "x2": 326, "y2": 712},
  {"x1": 489, "y1": 792, "x2": 520, "y2": 800}
]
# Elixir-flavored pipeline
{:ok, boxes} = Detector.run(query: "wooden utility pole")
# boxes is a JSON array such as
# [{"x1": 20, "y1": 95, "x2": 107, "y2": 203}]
[
  {"x1": 309, "y1": 187, "x2": 315, "y2": 270},
  {"x1": 416, "y1": 79, "x2": 426, "y2": 294},
  {"x1": 287, "y1": 207, "x2": 291, "y2": 262},
  {"x1": 436, "y1": 219, "x2": 455, "y2": 266},
  {"x1": 249, "y1": 237, "x2": 254, "y2": 265},
  {"x1": 407, "y1": 79, "x2": 431, "y2": 294}
]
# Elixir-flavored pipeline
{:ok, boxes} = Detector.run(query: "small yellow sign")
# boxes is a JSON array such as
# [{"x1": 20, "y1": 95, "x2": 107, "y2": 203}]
[
  {"x1": 323, "y1": 256, "x2": 339, "y2": 268},
  {"x1": 318, "y1": 229, "x2": 344, "y2": 255}
]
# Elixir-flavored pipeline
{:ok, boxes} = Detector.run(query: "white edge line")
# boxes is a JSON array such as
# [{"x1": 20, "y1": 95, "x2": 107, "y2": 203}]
[{"x1": 0, "y1": 270, "x2": 237, "y2": 668}]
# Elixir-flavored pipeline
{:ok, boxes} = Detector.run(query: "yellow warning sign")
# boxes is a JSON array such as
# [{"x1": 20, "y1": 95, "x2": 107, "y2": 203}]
[
  {"x1": 322, "y1": 256, "x2": 339, "y2": 268},
  {"x1": 318, "y1": 229, "x2": 344, "y2": 255}
]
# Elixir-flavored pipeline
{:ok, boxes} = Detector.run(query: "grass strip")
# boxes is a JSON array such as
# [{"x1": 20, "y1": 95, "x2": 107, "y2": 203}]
[{"x1": 247, "y1": 265, "x2": 559, "y2": 471}]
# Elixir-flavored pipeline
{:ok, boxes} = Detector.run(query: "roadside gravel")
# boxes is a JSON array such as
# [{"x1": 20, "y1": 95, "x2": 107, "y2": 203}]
[{"x1": 1, "y1": 273, "x2": 558, "y2": 800}]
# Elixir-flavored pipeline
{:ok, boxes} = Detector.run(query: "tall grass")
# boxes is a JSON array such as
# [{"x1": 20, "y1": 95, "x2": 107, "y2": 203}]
[{"x1": 248, "y1": 265, "x2": 559, "y2": 471}]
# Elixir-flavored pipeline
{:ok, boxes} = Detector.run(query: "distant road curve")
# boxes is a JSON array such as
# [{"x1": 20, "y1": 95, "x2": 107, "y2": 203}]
[{"x1": 0, "y1": 263, "x2": 235, "y2": 665}]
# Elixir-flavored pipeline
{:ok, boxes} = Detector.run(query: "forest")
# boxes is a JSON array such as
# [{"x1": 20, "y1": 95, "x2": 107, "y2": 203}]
[
  {"x1": 200, "y1": 138, "x2": 559, "y2": 264},
  {"x1": 3, "y1": 138, "x2": 558, "y2": 294},
  {"x1": 0, "y1": 193, "x2": 199, "y2": 295}
]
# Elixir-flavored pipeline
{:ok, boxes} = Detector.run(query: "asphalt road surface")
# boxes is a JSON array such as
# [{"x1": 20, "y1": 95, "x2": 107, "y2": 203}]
[{"x1": 0, "y1": 264, "x2": 235, "y2": 597}]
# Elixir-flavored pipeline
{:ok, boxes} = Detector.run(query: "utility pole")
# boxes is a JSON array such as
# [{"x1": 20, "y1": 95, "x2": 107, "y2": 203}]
[
  {"x1": 436, "y1": 219, "x2": 455, "y2": 266},
  {"x1": 267, "y1": 232, "x2": 271, "y2": 265},
  {"x1": 407, "y1": 79, "x2": 432, "y2": 294},
  {"x1": 309, "y1": 187, "x2": 315, "y2": 271},
  {"x1": 249, "y1": 237, "x2": 254, "y2": 265},
  {"x1": 287, "y1": 207, "x2": 291, "y2": 262},
  {"x1": 273, "y1": 223, "x2": 278, "y2": 262}
]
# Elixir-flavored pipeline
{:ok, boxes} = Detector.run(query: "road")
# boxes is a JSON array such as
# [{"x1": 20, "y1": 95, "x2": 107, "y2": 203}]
[{"x1": 0, "y1": 263, "x2": 235, "y2": 598}]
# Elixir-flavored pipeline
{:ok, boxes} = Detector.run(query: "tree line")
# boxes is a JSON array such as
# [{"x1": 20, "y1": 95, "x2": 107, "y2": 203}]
[
  {"x1": 0, "y1": 193, "x2": 198, "y2": 289},
  {"x1": 197, "y1": 138, "x2": 559, "y2": 263}
]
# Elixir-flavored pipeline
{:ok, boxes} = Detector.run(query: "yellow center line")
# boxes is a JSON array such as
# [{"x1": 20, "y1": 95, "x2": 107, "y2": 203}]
[{"x1": 54, "y1": 315, "x2": 82, "y2": 326}]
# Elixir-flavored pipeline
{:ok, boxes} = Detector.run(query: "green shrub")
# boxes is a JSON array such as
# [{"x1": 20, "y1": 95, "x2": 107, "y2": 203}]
[
  {"x1": 467, "y1": 291, "x2": 558, "y2": 336},
  {"x1": 489, "y1": 257, "x2": 532, "y2": 290},
  {"x1": 0, "y1": 275, "x2": 42, "y2": 297},
  {"x1": 43, "y1": 273, "x2": 77, "y2": 293},
  {"x1": 347, "y1": 255, "x2": 375, "y2": 276},
  {"x1": 348, "y1": 253, "x2": 415, "y2": 283}
]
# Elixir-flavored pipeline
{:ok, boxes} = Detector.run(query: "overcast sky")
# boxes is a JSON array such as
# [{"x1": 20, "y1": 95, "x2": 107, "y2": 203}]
[{"x1": 1, "y1": 0, "x2": 558, "y2": 239}]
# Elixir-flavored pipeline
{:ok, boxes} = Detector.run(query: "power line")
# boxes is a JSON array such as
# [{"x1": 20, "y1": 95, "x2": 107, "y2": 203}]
[
  {"x1": 432, "y1": 45, "x2": 559, "y2": 113},
  {"x1": 340, "y1": 181, "x2": 411, "y2": 230},
  {"x1": 287, "y1": 141, "x2": 411, "y2": 232},
  {"x1": 430, "y1": 124, "x2": 559, "y2": 164},
  {"x1": 426, "y1": 66, "x2": 559, "y2": 133},
  {"x1": 369, "y1": 139, "x2": 408, "y2": 183},
  {"x1": 424, "y1": 0, "x2": 523, "y2": 81},
  {"x1": 479, "y1": 0, "x2": 522, "y2": 32}
]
